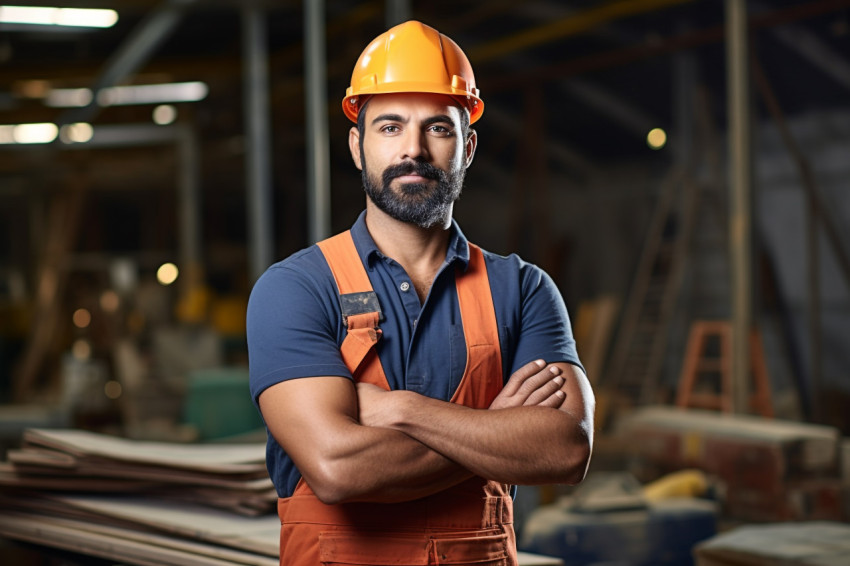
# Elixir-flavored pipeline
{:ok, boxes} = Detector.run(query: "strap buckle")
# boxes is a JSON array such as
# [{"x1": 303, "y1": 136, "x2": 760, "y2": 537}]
[{"x1": 339, "y1": 291, "x2": 382, "y2": 326}]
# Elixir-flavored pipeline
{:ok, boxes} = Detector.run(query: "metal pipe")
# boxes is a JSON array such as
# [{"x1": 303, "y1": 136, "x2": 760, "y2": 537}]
[
  {"x1": 58, "y1": 0, "x2": 197, "y2": 127},
  {"x1": 673, "y1": 21, "x2": 696, "y2": 169},
  {"x1": 806, "y1": 184, "x2": 822, "y2": 421},
  {"x1": 725, "y1": 0, "x2": 752, "y2": 415},
  {"x1": 304, "y1": 0, "x2": 331, "y2": 244},
  {"x1": 242, "y1": 6, "x2": 274, "y2": 280},
  {"x1": 177, "y1": 125, "x2": 201, "y2": 283},
  {"x1": 385, "y1": 0, "x2": 412, "y2": 27}
]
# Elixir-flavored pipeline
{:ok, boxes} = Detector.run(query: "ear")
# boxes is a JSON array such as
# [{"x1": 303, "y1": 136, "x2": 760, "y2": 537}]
[
  {"x1": 349, "y1": 126, "x2": 362, "y2": 170},
  {"x1": 463, "y1": 129, "x2": 477, "y2": 168}
]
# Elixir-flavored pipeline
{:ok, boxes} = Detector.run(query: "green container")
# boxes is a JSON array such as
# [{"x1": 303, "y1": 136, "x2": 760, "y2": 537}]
[{"x1": 183, "y1": 367, "x2": 263, "y2": 441}]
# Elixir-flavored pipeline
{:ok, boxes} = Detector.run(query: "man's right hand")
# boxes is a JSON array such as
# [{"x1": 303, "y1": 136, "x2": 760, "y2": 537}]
[{"x1": 488, "y1": 359, "x2": 566, "y2": 410}]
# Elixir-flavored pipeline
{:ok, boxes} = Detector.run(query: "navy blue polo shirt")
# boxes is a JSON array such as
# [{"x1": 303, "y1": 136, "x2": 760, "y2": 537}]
[{"x1": 247, "y1": 211, "x2": 582, "y2": 497}]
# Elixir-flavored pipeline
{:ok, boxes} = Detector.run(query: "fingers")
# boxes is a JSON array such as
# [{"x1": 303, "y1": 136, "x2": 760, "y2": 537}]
[
  {"x1": 490, "y1": 360, "x2": 569, "y2": 410},
  {"x1": 535, "y1": 389, "x2": 566, "y2": 408},
  {"x1": 523, "y1": 368, "x2": 565, "y2": 406},
  {"x1": 502, "y1": 359, "x2": 546, "y2": 395},
  {"x1": 514, "y1": 364, "x2": 560, "y2": 400}
]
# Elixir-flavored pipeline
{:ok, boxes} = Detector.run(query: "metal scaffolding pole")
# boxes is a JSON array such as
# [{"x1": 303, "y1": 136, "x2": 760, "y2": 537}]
[
  {"x1": 177, "y1": 125, "x2": 201, "y2": 282},
  {"x1": 385, "y1": 0, "x2": 412, "y2": 27},
  {"x1": 673, "y1": 22, "x2": 696, "y2": 169},
  {"x1": 243, "y1": 6, "x2": 274, "y2": 280},
  {"x1": 304, "y1": 0, "x2": 331, "y2": 243},
  {"x1": 725, "y1": 0, "x2": 753, "y2": 414}
]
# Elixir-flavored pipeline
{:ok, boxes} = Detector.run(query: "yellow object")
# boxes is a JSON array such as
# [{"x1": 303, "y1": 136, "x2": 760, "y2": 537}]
[
  {"x1": 175, "y1": 285, "x2": 212, "y2": 325},
  {"x1": 210, "y1": 295, "x2": 248, "y2": 336},
  {"x1": 643, "y1": 469, "x2": 709, "y2": 502},
  {"x1": 342, "y1": 20, "x2": 483, "y2": 124}
]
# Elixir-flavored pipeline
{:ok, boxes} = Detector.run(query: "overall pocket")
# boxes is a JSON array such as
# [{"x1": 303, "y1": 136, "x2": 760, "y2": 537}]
[
  {"x1": 431, "y1": 531, "x2": 509, "y2": 565},
  {"x1": 318, "y1": 529, "x2": 510, "y2": 566}
]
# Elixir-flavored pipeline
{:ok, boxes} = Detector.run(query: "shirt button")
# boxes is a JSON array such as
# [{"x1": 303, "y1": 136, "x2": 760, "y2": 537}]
[{"x1": 399, "y1": 281, "x2": 411, "y2": 292}]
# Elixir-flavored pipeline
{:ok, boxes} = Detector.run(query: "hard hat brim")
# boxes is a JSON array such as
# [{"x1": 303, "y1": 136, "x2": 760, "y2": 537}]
[{"x1": 342, "y1": 85, "x2": 483, "y2": 124}]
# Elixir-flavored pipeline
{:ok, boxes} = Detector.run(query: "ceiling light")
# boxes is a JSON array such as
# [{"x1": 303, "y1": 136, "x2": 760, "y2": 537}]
[
  {"x1": 157, "y1": 263, "x2": 179, "y2": 286},
  {"x1": 59, "y1": 122, "x2": 93, "y2": 143},
  {"x1": 45, "y1": 82, "x2": 208, "y2": 108},
  {"x1": 153, "y1": 104, "x2": 177, "y2": 125},
  {"x1": 45, "y1": 87, "x2": 92, "y2": 107},
  {"x1": 0, "y1": 122, "x2": 58, "y2": 144},
  {"x1": 97, "y1": 82, "x2": 208, "y2": 106},
  {"x1": 646, "y1": 127, "x2": 667, "y2": 150},
  {"x1": 0, "y1": 5, "x2": 118, "y2": 28}
]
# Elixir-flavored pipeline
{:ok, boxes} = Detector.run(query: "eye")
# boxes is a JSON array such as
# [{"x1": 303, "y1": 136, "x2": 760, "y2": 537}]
[
  {"x1": 380, "y1": 124, "x2": 401, "y2": 134},
  {"x1": 428, "y1": 124, "x2": 454, "y2": 137}
]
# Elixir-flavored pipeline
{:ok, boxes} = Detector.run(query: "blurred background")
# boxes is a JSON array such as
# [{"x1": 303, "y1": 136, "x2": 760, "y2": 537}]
[{"x1": 0, "y1": 0, "x2": 849, "y2": 564}]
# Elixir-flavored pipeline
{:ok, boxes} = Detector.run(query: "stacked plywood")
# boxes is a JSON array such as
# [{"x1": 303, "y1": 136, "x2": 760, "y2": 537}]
[
  {"x1": 617, "y1": 406, "x2": 845, "y2": 522},
  {"x1": 0, "y1": 428, "x2": 276, "y2": 515},
  {"x1": 0, "y1": 428, "x2": 280, "y2": 565},
  {"x1": 0, "y1": 493, "x2": 281, "y2": 566}
]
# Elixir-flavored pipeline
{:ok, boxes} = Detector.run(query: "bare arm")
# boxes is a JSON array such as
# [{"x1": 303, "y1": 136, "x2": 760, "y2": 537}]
[
  {"x1": 357, "y1": 362, "x2": 594, "y2": 486},
  {"x1": 258, "y1": 360, "x2": 564, "y2": 505}
]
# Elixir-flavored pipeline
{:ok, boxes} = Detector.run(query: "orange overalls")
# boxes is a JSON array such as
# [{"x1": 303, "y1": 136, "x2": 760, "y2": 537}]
[{"x1": 276, "y1": 230, "x2": 517, "y2": 566}]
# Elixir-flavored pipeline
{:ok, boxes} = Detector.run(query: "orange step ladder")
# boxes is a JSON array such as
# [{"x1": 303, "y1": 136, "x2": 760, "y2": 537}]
[{"x1": 676, "y1": 320, "x2": 773, "y2": 417}]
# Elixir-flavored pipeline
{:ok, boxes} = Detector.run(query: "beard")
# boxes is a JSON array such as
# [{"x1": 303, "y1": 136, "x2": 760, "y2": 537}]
[{"x1": 362, "y1": 158, "x2": 465, "y2": 229}]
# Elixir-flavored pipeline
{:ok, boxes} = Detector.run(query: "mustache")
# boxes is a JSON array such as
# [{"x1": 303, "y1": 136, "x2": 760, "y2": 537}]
[{"x1": 382, "y1": 160, "x2": 444, "y2": 185}]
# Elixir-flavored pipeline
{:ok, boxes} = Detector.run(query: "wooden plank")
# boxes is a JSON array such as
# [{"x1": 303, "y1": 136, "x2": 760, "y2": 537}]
[
  {"x1": 0, "y1": 512, "x2": 278, "y2": 566},
  {"x1": 695, "y1": 521, "x2": 850, "y2": 566},
  {"x1": 7, "y1": 454, "x2": 272, "y2": 487},
  {"x1": 22, "y1": 428, "x2": 266, "y2": 474},
  {"x1": 618, "y1": 406, "x2": 839, "y2": 472},
  {"x1": 42, "y1": 494, "x2": 281, "y2": 557}
]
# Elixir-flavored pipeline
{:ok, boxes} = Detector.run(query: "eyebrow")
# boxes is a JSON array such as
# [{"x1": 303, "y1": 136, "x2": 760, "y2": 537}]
[{"x1": 371, "y1": 113, "x2": 455, "y2": 128}]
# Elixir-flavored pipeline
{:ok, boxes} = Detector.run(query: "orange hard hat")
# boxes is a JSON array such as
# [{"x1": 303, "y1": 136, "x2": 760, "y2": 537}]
[{"x1": 342, "y1": 20, "x2": 484, "y2": 124}]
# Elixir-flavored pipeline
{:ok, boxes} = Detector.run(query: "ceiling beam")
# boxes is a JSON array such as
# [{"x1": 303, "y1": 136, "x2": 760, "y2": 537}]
[
  {"x1": 57, "y1": 0, "x2": 200, "y2": 126},
  {"x1": 468, "y1": 0, "x2": 693, "y2": 64},
  {"x1": 485, "y1": 0, "x2": 850, "y2": 90},
  {"x1": 770, "y1": 22, "x2": 850, "y2": 93}
]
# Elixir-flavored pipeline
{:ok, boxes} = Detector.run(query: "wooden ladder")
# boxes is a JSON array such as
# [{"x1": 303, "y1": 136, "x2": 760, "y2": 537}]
[
  {"x1": 602, "y1": 167, "x2": 698, "y2": 409},
  {"x1": 675, "y1": 320, "x2": 774, "y2": 417}
]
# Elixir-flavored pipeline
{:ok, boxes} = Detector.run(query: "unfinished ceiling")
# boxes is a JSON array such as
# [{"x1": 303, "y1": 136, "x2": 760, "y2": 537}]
[{"x1": 1, "y1": 0, "x2": 848, "y2": 255}]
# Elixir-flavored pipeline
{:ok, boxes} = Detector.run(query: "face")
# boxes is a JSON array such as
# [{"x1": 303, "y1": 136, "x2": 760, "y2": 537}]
[{"x1": 349, "y1": 92, "x2": 476, "y2": 229}]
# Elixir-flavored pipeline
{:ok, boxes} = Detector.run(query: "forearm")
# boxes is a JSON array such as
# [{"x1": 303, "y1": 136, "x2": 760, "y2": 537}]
[
  {"x1": 358, "y1": 363, "x2": 595, "y2": 486},
  {"x1": 386, "y1": 394, "x2": 592, "y2": 485},
  {"x1": 259, "y1": 376, "x2": 472, "y2": 506},
  {"x1": 308, "y1": 419, "x2": 472, "y2": 504}
]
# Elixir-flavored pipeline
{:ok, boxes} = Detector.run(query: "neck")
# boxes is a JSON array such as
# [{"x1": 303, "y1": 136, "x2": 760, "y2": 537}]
[{"x1": 364, "y1": 201, "x2": 453, "y2": 299}]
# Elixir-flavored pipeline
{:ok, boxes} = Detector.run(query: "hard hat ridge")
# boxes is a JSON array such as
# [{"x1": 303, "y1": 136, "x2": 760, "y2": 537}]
[{"x1": 342, "y1": 20, "x2": 484, "y2": 124}]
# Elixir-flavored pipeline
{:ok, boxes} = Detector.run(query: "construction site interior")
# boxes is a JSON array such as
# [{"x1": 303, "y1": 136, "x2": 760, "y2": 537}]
[{"x1": 1, "y1": 1, "x2": 849, "y2": 565}]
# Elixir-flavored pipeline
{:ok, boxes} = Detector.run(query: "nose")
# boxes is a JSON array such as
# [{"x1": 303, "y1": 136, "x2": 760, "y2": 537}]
[{"x1": 400, "y1": 129, "x2": 428, "y2": 161}]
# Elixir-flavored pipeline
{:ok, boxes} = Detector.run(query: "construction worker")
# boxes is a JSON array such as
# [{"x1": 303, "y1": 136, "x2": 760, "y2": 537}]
[{"x1": 248, "y1": 20, "x2": 594, "y2": 566}]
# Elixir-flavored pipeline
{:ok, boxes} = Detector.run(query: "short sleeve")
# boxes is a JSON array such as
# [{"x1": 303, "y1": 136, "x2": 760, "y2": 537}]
[
  {"x1": 247, "y1": 248, "x2": 352, "y2": 405},
  {"x1": 513, "y1": 263, "x2": 583, "y2": 375}
]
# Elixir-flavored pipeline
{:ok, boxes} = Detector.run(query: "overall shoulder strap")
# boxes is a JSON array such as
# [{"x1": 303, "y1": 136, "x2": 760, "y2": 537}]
[
  {"x1": 316, "y1": 231, "x2": 387, "y2": 387},
  {"x1": 451, "y1": 242, "x2": 503, "y2": 408}
]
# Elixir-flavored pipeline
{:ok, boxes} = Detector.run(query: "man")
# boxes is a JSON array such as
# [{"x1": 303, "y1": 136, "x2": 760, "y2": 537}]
[{"x1": 248, "y1": 20, "x2": 594, "y2": 566}]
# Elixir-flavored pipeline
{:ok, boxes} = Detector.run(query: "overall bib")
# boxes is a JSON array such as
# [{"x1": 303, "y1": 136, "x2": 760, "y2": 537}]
[{"x1": 276, "y1": 231, "x2": 517, "y2": 566}]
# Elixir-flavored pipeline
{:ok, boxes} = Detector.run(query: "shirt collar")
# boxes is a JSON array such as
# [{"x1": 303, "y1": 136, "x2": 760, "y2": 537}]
[{"x1": 349, "y1": 210, "x2": 471, "y2": 271}]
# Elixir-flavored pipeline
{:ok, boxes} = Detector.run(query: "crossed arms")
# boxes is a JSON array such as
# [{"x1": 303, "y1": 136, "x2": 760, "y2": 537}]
[{"x1": 258, "y1": 359, "x2": 594, "y2": 505}]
